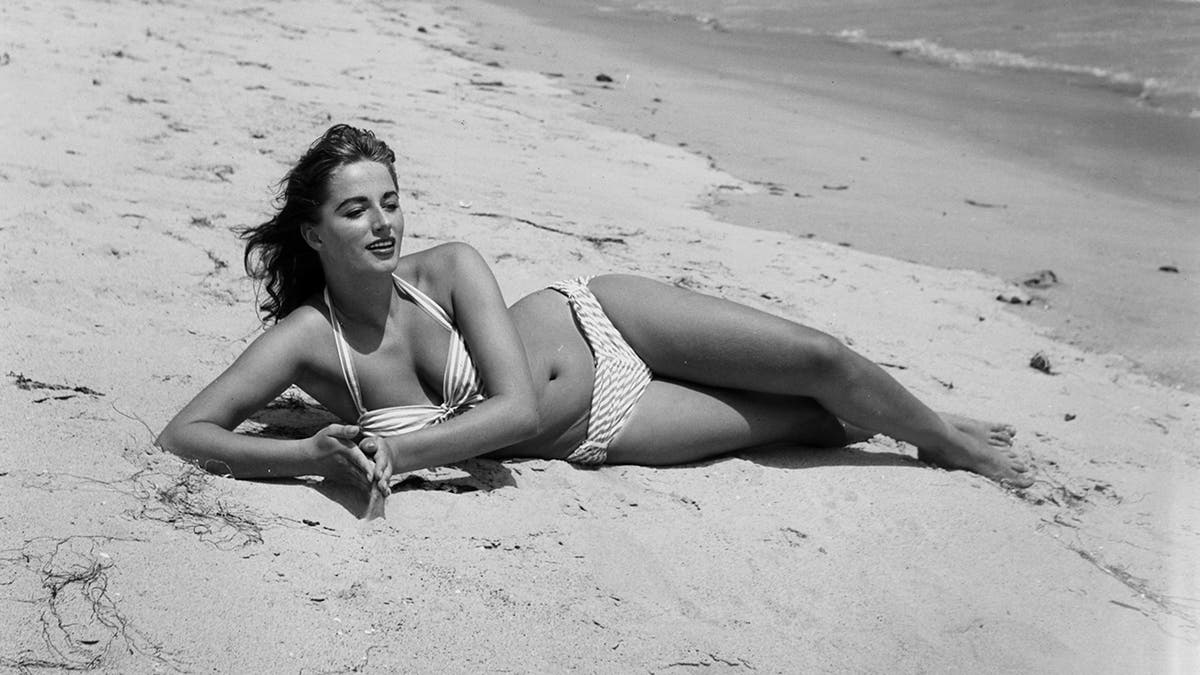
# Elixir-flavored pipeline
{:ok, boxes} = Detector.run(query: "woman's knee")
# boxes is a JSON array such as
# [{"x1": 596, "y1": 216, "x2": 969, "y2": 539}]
[{"x1": 784, "y1": 329, "x2": 853, "y2": 380}]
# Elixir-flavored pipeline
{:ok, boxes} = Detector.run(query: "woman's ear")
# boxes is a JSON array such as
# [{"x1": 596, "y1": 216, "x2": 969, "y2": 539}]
[{"x1": 301, "y1": 222, "x2": 324, "y2": 251}]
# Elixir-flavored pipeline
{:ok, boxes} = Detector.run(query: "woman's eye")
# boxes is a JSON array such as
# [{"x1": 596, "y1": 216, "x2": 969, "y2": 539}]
[
  {"x1": 345, "y1": 209, "x2": 364, "y2": 218},
  {"x1": 384, "y1": 203, "x2": 399, "y2": 212}
]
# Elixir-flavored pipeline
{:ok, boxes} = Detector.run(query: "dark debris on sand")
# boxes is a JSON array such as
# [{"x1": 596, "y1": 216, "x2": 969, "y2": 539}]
[
  {"x1": 8, "y1": 371, "x2": 105, "y2": 400},
  {"x1": 1029, "y1": 352, "x2": 1054, "y2": 375},
  {"x1": 469, "y1": 211, "x2": 626, "y2": 247},
  {"x1": 0, "y1": 535, "x2": 177, "y2": 672},
  {"x1": 1020, "y1": 269, "x2": 1059, "y2": 288}
]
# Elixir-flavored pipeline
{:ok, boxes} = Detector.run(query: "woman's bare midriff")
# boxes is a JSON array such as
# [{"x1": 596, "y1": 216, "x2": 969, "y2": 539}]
[{"x1": 489, "y1": 289, "x2": 596, "y2": 459}]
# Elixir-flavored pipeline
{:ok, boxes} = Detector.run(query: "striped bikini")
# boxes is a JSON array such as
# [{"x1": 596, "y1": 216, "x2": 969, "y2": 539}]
[
  {"x1": 325, "y1": 275, "x2": 486, "y2": 437},
  {"x1": 549, "y1": 277, "x2": 653, "y2": 466},
  {"x1": 326, "y1": 274, "x2": 652, "y2": 466}
]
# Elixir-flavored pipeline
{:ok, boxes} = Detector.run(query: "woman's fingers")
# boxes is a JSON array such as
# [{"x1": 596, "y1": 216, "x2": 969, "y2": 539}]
[
  {"x1": 325, "y1": 424, "x2": 360, "y2": 440},
  {"x1": 313, "y1": 426, "x2": 373, "y2": 488},
  {"x1": 350, "y1": 446, "x2": 375, "y2": 480},
  {"x1": 359, "y1": 437, "x2": 379, "y2": 457},
  {"x1": 320, "y1": 432, "x2": 389, "y2": 501},
  {"x1": 372, "y1": 451, "x2": 393, "y2": 500},
  {"x1": 358, "y1": 437, "x2": 393, "y2": 498}
]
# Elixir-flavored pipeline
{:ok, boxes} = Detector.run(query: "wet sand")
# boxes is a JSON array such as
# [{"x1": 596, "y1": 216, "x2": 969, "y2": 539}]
[{"x1": 471, "y1": 0, "x2": 1200, "y2": 392}]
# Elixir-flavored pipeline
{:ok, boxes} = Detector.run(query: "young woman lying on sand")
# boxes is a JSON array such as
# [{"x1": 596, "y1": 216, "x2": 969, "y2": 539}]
[{"x1": 157, "y1": 124, "x2": 1032, "y2": 501}]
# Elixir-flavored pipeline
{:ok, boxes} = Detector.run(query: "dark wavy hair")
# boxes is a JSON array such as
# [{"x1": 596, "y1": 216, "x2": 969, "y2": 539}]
[{"x1": 240, "y1": 124, "x2": 397, "y2": 323}]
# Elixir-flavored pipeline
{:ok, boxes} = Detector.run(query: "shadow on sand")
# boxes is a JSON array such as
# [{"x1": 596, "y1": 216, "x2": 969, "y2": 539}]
[
  {"x1": 244, "y1": 394, "x2": 925, "y2": 517},
  {"x1": 242, "y1": 393, "x2": 517, "y2": 518},
  {"x1": 738, "y1": 441, "x2": 925, "y2": 472},
  {"x1": 286, "y1": 458, "x2": 519, "y2": 518}
]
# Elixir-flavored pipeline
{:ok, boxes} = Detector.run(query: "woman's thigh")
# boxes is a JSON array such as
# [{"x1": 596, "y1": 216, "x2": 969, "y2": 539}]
[
  {"x1": 605, "y1": 379, "x2": 843, "y2": 466},
  {"x1": 589, "y1": 274, "x2": 840, "y2": 396}
]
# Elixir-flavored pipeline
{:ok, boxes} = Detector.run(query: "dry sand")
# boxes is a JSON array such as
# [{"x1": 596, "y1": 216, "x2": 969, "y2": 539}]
[{"x1": 1, "y1": 0, "x2": 1197, "y2": 671}]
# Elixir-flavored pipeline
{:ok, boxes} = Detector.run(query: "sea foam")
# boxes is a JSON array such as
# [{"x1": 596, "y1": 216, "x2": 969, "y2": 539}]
[{"x1": 832, "y1": 29, "x2": 1200, "y2": 117}]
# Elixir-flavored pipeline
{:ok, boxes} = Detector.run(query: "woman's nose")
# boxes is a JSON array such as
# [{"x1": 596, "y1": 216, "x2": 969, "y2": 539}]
[{"x1": 370, "y1": 207, "x2": 391, "y2": 231}]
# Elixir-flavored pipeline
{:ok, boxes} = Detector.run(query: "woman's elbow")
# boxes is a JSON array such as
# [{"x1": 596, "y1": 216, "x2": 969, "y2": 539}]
[
  {"x1": 154, "y1": 423, "x2": 181, "y2": 456},
  {"x1": 155, "y1": 431, "x2": 196, "y2": 465},
  {"x1": 155, "y1": 418, "x2": 205, "y2": 463}
]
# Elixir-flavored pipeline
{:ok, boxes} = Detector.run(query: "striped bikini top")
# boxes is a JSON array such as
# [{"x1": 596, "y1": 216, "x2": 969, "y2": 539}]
[{"x1": 324, "y1": 275, "x2": 486, "y2": 438}]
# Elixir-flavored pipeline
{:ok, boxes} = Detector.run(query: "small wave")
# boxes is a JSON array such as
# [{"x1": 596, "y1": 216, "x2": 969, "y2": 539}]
[
  {"x1": 692, "y1": 13, "x2": 729, "y2": 32},
  {"x1": 832, "y1": 29, "x2": 1200, "y2": 117}
]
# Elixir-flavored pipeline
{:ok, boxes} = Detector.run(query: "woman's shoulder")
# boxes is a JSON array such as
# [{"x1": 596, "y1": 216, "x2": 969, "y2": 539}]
[
  {"x1": 257, "y1": 297, "x2": 333, "y2": 353},
  {"x1": 400, "y1": 241, "x2": 481, "y2": 275},
  {"x1": 399, "y1": 242, "x2": 485, "y2": 288},
  {"x1": 236, "y1": 300, "x2": 337, "y2": 383},
  {"x1": 397, "y1": 242, "x2": 493, "y2": 315}
]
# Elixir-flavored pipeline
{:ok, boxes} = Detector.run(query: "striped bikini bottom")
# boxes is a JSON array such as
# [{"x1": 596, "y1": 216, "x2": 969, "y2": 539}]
[{"x1": 548, "y1": 277, "x2": 653, "y2": 466}]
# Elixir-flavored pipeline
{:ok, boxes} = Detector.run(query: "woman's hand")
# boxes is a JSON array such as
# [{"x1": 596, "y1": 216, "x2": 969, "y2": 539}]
[
  {"x1": 304, "y1": 424, "x2": 374, "y2": 489},
  {"x1": 361, "y1": 437, "x2": 394, "y2": 500}
]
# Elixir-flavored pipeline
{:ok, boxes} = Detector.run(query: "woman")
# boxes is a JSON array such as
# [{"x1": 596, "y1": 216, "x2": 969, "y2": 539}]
[{"x1": 157, "y1": 125, "x2": 1032, "y2": 502}]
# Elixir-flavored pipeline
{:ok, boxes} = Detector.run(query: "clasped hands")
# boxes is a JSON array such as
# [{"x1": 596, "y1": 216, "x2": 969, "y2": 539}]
[{"x1": 305, "y1": 424, "x2": 394, "y2": 503}]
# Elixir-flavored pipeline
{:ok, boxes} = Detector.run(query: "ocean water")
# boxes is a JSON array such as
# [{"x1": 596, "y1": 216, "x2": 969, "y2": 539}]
[{"x1": 600, "y1": 0, "x2": 1200, "y2": 118}]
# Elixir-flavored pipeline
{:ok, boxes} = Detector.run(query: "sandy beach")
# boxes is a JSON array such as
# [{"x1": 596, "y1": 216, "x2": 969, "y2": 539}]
[
  {"x1": 471, "y1": 0, "x2": 1200, "y2": 393},
  {"x1": 1, "y1": 0, "x2": 1198, "y2": 671}
]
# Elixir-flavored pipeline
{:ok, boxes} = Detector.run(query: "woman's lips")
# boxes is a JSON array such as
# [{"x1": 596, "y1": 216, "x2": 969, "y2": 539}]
[{"x1": 366, "y1": 237, "x2": 395, "y2": 253}]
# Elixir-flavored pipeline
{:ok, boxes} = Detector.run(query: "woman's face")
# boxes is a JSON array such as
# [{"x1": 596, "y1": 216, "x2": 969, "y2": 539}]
[{"x1": 305, "y1": 160, "x2": 404, "y2": 275}]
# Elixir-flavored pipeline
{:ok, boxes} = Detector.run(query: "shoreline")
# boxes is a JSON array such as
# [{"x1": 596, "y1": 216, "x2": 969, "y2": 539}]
[{"x1": 466, "y1": 0, "x2": 1200, "y2": 392}]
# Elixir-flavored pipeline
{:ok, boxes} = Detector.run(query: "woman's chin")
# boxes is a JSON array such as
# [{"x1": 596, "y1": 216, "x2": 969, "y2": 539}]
[{"x1": 368, "y1": 249, "x2": 400, "y2": 269}]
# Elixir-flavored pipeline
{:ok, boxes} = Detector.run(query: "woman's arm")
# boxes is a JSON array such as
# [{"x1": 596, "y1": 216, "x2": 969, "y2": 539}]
[
  {"x1": 156, "y1": 311, "x2": 374, "y2": 486},
  {"x1": 369, "y1": 243, "x2": 539, "y2": 484}
]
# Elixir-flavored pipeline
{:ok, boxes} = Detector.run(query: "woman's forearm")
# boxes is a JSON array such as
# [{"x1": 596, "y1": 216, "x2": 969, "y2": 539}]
[
  {"x1": 380, "y1": 393, "x2": 539, "y2": 473},
  {"x1": 156, "y1": 420, "x2": 316, "y2": 479}
]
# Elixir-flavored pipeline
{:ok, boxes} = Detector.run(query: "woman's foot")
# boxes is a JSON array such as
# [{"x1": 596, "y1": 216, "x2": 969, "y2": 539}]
[{"x1": 917, "y1": 413, "x2": 1033, "y2": 487}]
